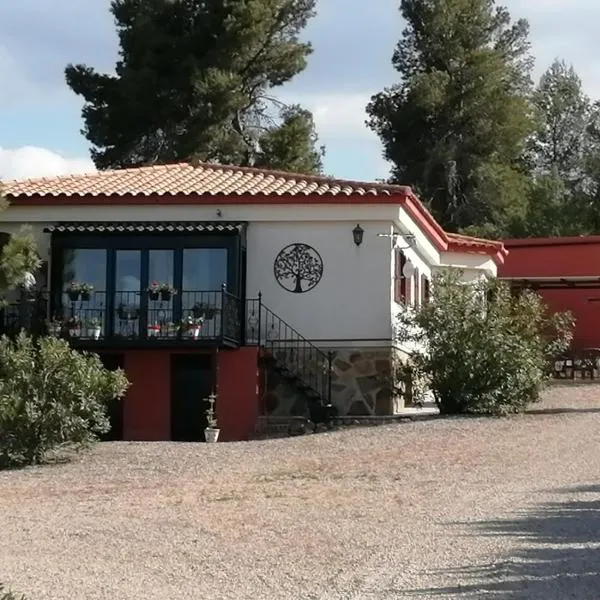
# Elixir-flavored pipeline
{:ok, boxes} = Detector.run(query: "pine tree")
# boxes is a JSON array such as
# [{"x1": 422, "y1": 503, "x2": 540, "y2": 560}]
[
  {"x1": 528, "y1": 60, "x2": 590, "y2": 182},
  {"x1": 65, "y1": 0, "x2": 323, "y2": 173},
  {"x1": 517, "y1": 60, "x2": 593, "y2": 237},
  {"x1": 367, "y1": 0, "x2": 534, "y2": 233}
]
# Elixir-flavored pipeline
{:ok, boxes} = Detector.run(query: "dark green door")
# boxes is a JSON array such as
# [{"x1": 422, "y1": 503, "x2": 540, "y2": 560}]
[
  {"x1": 98, "y1": 353, "x2": 125, "y2": 441},
  {"x1": 170, "y1": 354, "x2": 214, "y2": 441}
]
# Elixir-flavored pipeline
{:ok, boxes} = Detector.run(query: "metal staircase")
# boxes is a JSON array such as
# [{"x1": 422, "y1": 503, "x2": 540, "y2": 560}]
[{"x1": 245, "y1": 294, "x2": 332, "y2": 425}]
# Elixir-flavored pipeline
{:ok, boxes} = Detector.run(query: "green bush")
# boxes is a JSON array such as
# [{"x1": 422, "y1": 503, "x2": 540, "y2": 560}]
[
  {"x1": 0, "y1": 333, "x2": 129, "y2": 468},
  {"x1": 396, "y1": 271, "x2": 574, "y2": 415}
]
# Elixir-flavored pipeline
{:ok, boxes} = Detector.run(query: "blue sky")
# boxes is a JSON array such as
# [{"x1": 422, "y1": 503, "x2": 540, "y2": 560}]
[{"x1": 1, "y1": 0, "x2": 600, "y2": 181}]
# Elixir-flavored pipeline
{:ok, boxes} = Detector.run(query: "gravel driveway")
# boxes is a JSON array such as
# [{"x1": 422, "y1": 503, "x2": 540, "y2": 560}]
[{"x1": 2, "y1": 382, "x2": 600, "y2": 599}]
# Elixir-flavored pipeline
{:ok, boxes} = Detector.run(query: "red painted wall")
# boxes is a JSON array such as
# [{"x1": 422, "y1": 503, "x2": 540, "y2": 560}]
[
  {"x1": 123, "y1": 351, "x2": 171, "y2": 440},
  {"x1": 500, "y1": 237, "x2": 600, "y2": 349},
  {"x1": 217, "y1": 347, "x2": 260, "y2": 442}
]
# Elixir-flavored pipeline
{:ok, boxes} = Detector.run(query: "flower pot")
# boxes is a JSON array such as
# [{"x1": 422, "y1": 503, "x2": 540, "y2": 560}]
[
  {"x1": 147, "y1": 326, "x2": 160, "y2": 337},
  {"x1": 48, "y1": 325, "x2": 61, "y2": 337},
  {"x1": 188, "y1": 327, "x2": 202, "y2": 339},
  {"x1": 160, "y1": 291, "x2": 172, "y2": 301},
  {"x1": 67, "y1": 291, "x2": 80, "y2": 301},
  {"x1": 68, "y1": 328, "x2": 80, "y2": 338},
  {"x1": 148, "y1": 291, "x2": 159, "y2": 301},
  {"x1": 81, "y1": 291, "x2": 91, "y2": 301},
  {"x1": 204, "y1": 427, "x2": 220, "y2": 443},
  {"x1": 91, "y1": 327, "x2": 101, "y2": 340}
]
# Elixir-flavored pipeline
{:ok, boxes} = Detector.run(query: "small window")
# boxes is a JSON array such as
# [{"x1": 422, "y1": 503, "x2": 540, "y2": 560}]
[
  {"x1": 414, "y1": 267, "x2": 420, "y2": 307},
  {"x1": 422, "y1": 274, "x2": 430, "y2": 303},
  {"x1": 394, "y1": 249, "x2": 406, "y2": 304}
]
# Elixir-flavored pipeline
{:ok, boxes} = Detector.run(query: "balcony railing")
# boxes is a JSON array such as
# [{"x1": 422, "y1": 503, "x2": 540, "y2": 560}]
[{"x1": 0, "y1": 288, "x2": 242, "y2": 345}]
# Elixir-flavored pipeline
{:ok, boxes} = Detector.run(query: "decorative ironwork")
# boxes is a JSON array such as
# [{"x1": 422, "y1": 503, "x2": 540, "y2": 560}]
[
  {"x1": 273, "y1": 243, "x2": 323, "y2": 294},
  {"x1": 246, "y1": 295, "x2": 332, "y2": 408},
  {"x1": 0, "y1": 289, "x2": 241, "y2": 346}
]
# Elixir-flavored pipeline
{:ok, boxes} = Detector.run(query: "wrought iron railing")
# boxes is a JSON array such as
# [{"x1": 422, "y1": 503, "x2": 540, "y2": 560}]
[
  {"x1": 0, "y1": 287, "x2": 242, "y2": 344},
  {"x1": 246, "y1": 293, "x2": 332, "y2": 405}
]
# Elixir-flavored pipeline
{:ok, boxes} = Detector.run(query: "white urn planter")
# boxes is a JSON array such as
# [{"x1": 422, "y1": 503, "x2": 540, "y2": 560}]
[
  {"x1": 91, "y1": 326, "x2": 102, "y2": 340},
  {"x1": 204, "y1": 427, "x2": 220, "y2": 443}
]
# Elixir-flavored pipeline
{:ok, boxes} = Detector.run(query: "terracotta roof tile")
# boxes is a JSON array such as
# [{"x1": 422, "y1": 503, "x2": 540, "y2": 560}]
[
  {"x1": 2, "y1": 161, "x2": 411, "y2": 199},
  {"x1": 447, "y1": 232, "x2": 507, "y2": 255}
]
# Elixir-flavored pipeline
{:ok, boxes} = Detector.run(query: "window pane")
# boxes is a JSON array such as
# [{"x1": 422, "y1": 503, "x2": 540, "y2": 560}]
[
  {"x1": 61, "y1": 249, "x2": 107, "y2": 338},
  {"x1": 62, "y1": 249, "x2": 106, "y2": 291},
  {"x1": 182, "y1": 249, "x2": 227, "y2": 291},
  {"x1": 148, "y1": 250, "x2": 175, "y2": 336},
  {"x1": 182, "y1": 249, "x2": 228, "y2": 338},
  {"x1": 114, "y1": 250, "x2": 141, "y2": 337},
  {"x1": 149, "y1": 250, "x2": 174, "y2": 287}
]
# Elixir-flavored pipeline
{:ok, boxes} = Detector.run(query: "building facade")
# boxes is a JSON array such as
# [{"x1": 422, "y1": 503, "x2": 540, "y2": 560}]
[
  {"x1": 500, "y1": 236, "x2": 600, "y2": 351},
  {"x1": 1, "y1": 162, "x2": 506, "y2": 440}
]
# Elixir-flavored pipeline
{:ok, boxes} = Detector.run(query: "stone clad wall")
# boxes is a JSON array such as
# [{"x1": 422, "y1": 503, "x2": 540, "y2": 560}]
[{"x1": 261, "y1": 345, "x2": 412, "y2": 417}]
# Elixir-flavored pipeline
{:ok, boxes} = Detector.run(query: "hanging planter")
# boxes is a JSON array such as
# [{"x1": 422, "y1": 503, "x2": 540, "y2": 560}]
[
  {"x1": 66, "y1": 281, "x2": 94, "y2": 302},
  {"x1": 147, "y1": 281, "x2": 161, "y2": 301},
  {"x1": 159, "y1": 283, "x2": 177, "y2": 301}
]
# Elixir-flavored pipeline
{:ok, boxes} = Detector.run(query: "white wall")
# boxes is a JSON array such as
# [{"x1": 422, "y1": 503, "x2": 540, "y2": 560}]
[
  {"x1": 246, "y1": 220, "x2": 393, "y2": 341},
  {"x1": 0, "y1": 202, "x2": 500, "y2": 344}
]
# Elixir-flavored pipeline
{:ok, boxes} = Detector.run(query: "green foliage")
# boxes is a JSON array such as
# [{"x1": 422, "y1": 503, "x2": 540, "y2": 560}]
[
  {"x1": 0, "y1": 187, "x2": 41, "y2": 297},
  {"x1": 395, "y1": 271, "x2": 574, "y2": 415},
  {"x1": 65, "y1": 0, "x2": 323, "y2": 173},
  {"x1": 254, "y1": 105, "x2": 324, "y2": 173},
  {"x1": 0, "y1": 334, "x2": 130, "y2": 469},
  {"x1": 367, "y1": 0, "x2": 534, "y2": 232},
  {"x1": 0, "y1": 226, "x2": 41, "y2": 290},
  {"x1": 527, "y1": 60, "x2": 591, "y2": 183}
]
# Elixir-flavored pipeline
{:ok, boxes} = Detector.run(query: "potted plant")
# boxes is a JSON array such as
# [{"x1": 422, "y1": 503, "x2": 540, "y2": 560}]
[
  {"x1": 147, "y1": 281, "x2": 160, "y2": 301},
  {"x1": 117, "y1": 304, "x2": 140, "y2": 321},
  {"x1": 66, "y1": 281, "x2": 94, "y2": 301},
  {"x1": 65, "y1": 316, "x2": 81, "y2": 337},
  {"x1": 204, "y1": 392, "x2": 219, "y2": 443},
  {"x1": 159, "y1": 283, "x2": 177, "y2": 301},
  {"x1": 192, "y1": 302, "x2": 219, "y2": 320},
  {"x1": 47, "y1": 318, "x2": 62, "y2": 337},
  {"x1": 165, "y1": 322, "x2": 178, "y2": 338},
  {"x1": 80, "y1": 283, "x2": 94, "y2": 301},
  {"x1": 147, "y1": 322, "x2": 161, "y2": 337},
  {"x1": 182, "y1": 315, "x2": 204, "y2": 339},
  {"x1": 66, "y1": 281, "x2": 82, "y2": 301},
  {"x1": 87, "y1": 317, "x2": 102, "y2": 340}
]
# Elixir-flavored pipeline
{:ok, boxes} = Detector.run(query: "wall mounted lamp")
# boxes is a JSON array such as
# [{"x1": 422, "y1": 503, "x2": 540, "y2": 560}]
[{"x1": 352, "y1": 224, "x2": 364, "y2": 246}]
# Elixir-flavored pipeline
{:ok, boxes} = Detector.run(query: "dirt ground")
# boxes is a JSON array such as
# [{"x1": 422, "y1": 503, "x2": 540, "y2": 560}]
[{"x1": 1, "y1": 382, "x2": 600, "y2": 599}]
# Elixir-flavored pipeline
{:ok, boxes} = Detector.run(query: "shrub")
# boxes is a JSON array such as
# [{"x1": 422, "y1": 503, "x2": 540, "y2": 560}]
[
  {"x1": 0, "y1": 333, "x2": 129, "y2": 468},
  {"x1": 395, "y1": 271, "x2": 574, "y2": 415}
]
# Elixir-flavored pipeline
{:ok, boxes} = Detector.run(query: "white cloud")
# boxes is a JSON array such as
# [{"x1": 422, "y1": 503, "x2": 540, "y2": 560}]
[
  {"x1": 280, "y1": 92, "x2": 376, "y2": 140},
  {"x1": 0, "y1": 147, "x2": 95, "y2": 180}
]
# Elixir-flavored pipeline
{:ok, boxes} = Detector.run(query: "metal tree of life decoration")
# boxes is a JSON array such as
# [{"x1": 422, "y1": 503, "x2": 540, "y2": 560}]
[{"x1": 273, "y1": 243, "x2": 324, "y2": 293}]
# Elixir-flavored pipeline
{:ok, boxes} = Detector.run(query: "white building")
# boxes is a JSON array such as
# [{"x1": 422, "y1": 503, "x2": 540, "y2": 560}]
[{"x1": 1, "y1": 162, "x2": 506, "y2": 440}]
